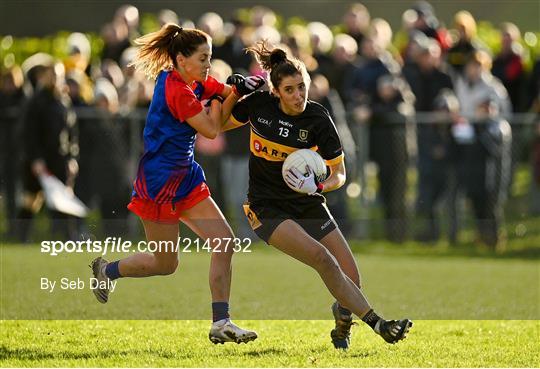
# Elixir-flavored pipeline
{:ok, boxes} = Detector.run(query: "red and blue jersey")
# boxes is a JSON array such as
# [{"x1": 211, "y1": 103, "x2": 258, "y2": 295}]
[{"x1": 132, "y1": 70, "x2": 224, "y2": 204}]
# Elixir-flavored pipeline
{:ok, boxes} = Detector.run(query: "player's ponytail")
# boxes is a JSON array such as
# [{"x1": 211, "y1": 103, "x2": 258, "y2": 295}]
[
  {"x1": 246, "y1": 40, "x2": 309, "y2": 90},
  {"x1": 130, "y1": 23, "x2": 210, "y2": 79}
]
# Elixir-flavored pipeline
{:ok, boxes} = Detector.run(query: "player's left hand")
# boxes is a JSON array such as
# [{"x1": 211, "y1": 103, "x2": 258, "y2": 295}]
[
  {"x1": 284, "y1": 165, "x2": 321, "y2": 195},
  {"x1": 227, "y1": 74, "x2": 265, "y2": 96}
]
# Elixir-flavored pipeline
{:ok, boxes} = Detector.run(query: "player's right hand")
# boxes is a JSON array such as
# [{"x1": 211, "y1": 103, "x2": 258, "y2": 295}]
[
  {"x1": 227, "y1": 74, "x2": 265, "y2": 96},
  {"x1": 283, "y1": 166, "x2": 319, "y2": 195},
  {"x1": 204, "y1": 94, "x2": 224, "y2": 107},
  {"x1": 31, "y1": 159, "x2": 48, "y2": 177}
]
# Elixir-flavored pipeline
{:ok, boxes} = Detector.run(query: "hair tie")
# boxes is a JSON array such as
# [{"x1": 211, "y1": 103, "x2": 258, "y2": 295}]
[{"x1": 172, "y1": 27, "x2": 183, "y2": 40}]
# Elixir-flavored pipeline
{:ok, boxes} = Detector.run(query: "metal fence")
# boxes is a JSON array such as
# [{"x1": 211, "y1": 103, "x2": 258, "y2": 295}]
[
  {"x1": 1, "y1": 106, "x2": 538, "y2": 244},
  {"x1": 341, "y1": 110, "x2": 539, "y2": 245}
]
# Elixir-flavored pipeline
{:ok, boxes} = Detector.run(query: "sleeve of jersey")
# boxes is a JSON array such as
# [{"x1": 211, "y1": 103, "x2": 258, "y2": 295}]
[
  {"x1": 317, "y1": 110, "x2": 344, "y2": 166},
  {"x1": 201, "y1": 76, "x2": 225, "y2": 99},
  {"x1": 230, "y1": 99, "x2": 250, "y2": 128},
  {"x1": 165, "y1": 79, "x2": 203, "y2": 122}
]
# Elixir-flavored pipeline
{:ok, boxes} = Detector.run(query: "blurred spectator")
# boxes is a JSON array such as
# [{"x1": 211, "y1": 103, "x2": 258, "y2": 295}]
[
  {"x1": 63, "y1": 32, "x2": 94, "y2": 104},
  {"x1": 117, "y1": 46, "x2": 153, "y2": 109},
  {"x1": 214, "y1": 16, "x2": 253, "y2": 72},
  {"x1": 456, "y1": 50, "x2": 514, "y2": 194},
  {"x1": 251, "y1": 25, "x2": 281, "y2": 51},
  {"x1": 413, "y1": 89, "x2": 461, "y2": 243},
  {"x1": 158, "y1": 9, "x2": 194, "y2": 29},
  {"x1": 527, "y1": 86, "x2": 540, "y2": 215},
  {"x1": 455, "y1": 50, "x2": 511, "y2": 120},
  {"x1": 247, "y1": 25, "x2": 282, "y2": 77},
  {"x1": 135, "y1": 77, "x2": 154, "y2": 108},
  {"x1": 0, "y1": 65, "x2": 25, "y2": 238},
  {"x1": 65, "y1": 32, "x2": 91, "y2": 72},
  {"x1": 158, "y1": 9, "x2": 179, "y2": 27},
  {"x1": 116, "y1": 46, "x2": 151, "y2": 111},
  {"x1": 394, "y1": 8, "x2": 419, "y2": 61},
  {"x1": 526, "y1": 58, "x2": 540, "y2": 110},
  {"x1": 94, "y1": 78, "x2": 120, "y2": 114},
  {"x1": 65, "y1": 70, "x2": 89, "y2": 107},
  {"x1": 100, "y1": 19, "x2": 131, "y2": 64},
  {"x1": 346, "y1": 34, "x2": 399, "y2": 220},
  {"x1": 369, "y1": 75, "x2": 414, "y2": 242},
  {"x1": 250, "y1": 6, "x2": 277, "y2": 28},
  {"x1": 401, "y1": 31, "x2": 428, "y2": 68},
  {"x1": 100, "y1": 59, "x2": 125, "y2": 90},
  {"x1": 403, "y1": 39, "x2": 454, "y2": 242},
  {"x1": 530, "y1": 120, "x2": 540, "y2": 215},
  {"x1": 307, "y1": 21, "x2": 334, "y2": 74},
  {"x1": 21, "y1": 52, "x2": 55, "y2": 94},
  {"x1": 407, "y1": 1, "x2": 450, "y2": 52},
  {"x1": 398, "y1": 1, "x2": 450, "y2": 63},
  {"x1": 322, "y1": 33, "x2": 359, "y2": 107},
  {"x1": 0, "y1": 65, "x2": 24, "y2": 110},
  {"x1": 369, "y1": 17, "x2": 404, "y2": 65},
  {"x1": 438, "y1": 90, "x2": 466, "y2": 244},
  {"x1": 342, "y1": 3, "x2": 370, "y2": 55},
  {"x1": 403, "y1": 38, "x2": 453, "y2": 113},
  {"x1": 75, "y1": 78, "x2": 131, "y2": 236},
  {"x1": 309, "y1": 72, "x2": 357, "y2": 235},
  {"x1": 351, "y1": 36, "x2": 400, "y2": 106},
  {"x1": 459, "y1": 95, "x2": 512, "y2": 250},
  {"x1": 492, "y1": 23, "x2": 525, "y2": 112},
  {"x1": 446, "y1": 11, "x2": 484, "y2": 76},
  {"x1": 284, "y1": 24, "x2": 318, "y2": 72},
  {"x1": 114, "y1": 4, "x2": 140, "y2": 39},
  {"x1": 197, "y1": 12, "x2": 226, "y2": 48},
  {"x1": 15, "y1": 59, "x2": 79, "y2": 242},
  {"x1": 369, "y1": 18, "x2": 394, "y2": 52}
]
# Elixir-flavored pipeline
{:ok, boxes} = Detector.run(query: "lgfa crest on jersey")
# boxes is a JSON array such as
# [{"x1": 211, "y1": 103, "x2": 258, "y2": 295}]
[{"x1": 298, "y1": 129, "x2": 309, "y2": 142}]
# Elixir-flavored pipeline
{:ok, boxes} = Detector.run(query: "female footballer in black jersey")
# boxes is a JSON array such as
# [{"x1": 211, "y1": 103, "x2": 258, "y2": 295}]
[{"x1": 223, "y1": 41, "x2": 412, "y2": 349}]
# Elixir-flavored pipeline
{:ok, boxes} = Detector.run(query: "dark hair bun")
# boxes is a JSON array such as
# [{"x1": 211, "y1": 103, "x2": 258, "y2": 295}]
[{"x1": 269, "y1": 49, "x2": 287, "y2": 67}]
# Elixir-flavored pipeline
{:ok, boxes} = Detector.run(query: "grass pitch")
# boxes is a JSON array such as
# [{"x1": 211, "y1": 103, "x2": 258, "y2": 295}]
[
  {"x1": 1, "y1": 238, "x2": 539, "y2": 367},
  {"x1": 1, "y1": 320, "x2": 539, "y2": 367}
]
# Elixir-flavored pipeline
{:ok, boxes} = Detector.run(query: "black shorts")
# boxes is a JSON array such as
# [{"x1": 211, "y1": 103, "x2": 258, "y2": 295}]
[{"x1": 243, "y1": 196, "x2": 337, "y2": 243}]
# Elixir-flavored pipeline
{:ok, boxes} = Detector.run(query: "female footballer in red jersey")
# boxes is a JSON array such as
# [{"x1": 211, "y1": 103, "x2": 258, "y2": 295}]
[
  {"x1": 224, "y1": 41, "x2": 412, "y2": 349},
  {"x1": 90, "y1": 23, "x2": 264, "y2": 344}
]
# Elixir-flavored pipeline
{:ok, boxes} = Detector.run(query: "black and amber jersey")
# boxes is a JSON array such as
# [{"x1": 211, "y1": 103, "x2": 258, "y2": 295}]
[{"x1": 230, "y1": 91, "x2": 344, "y2": 201}]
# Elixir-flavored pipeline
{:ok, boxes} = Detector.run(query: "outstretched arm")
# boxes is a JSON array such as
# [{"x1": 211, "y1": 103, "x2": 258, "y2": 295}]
[
  {"x1": 221, "y1": 115, "x2": 247, "y2": 132},
  {"x1": 220, "y1": 74, "x2": 265, "y2": 132}
]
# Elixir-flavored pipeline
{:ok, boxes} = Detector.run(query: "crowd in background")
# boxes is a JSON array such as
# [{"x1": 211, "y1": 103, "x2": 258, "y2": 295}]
[{"x1": 1, "y1": 1, "x2": 539, "y2": 251}]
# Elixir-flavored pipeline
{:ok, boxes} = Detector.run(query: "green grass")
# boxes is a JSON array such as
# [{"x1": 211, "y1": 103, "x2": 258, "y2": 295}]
[
  {"x1": 1, "y1": 320, "x2": 539, "y2": 367},
  {"x1": 1, "y1": 243, "x2": 539, "y2": 320},
  {"x1": 1, "y1": 241, "x2": 539, "y2": 367}
]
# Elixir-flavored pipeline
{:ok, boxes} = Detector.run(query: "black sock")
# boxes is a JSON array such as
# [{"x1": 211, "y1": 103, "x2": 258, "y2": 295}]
[
  {"x1": 362, "y1": 309, "x2": 382, "y2": 330},
  {"x1": 337, "y1": 303, "x2": 352, "y2": 317}
]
